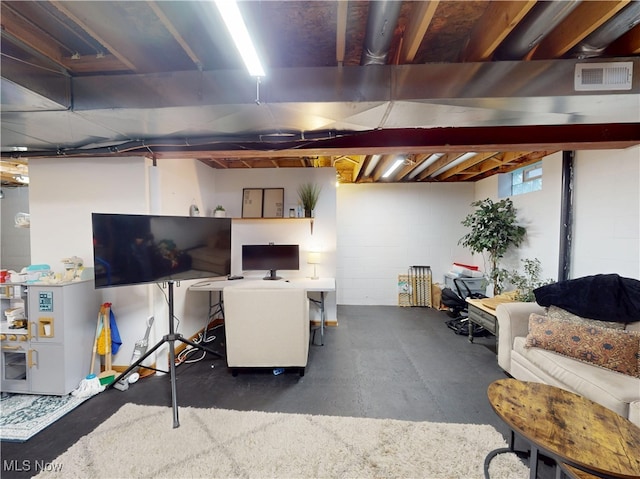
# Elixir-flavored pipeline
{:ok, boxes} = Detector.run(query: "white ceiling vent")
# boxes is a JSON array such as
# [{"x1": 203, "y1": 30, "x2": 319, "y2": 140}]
[{"x1": 574, "y1": 62, "x2": 633, "y2": 91}]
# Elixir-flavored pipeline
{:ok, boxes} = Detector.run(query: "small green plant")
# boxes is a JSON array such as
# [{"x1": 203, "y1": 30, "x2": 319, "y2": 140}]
[
  {"x1": 214, "y1": 205, "x2": 225, "y2": 211},
  {"x1": 500, "y1": 258, "x2": 555, "y2": 302},
  {"x1": 297, "y1": 183, "x2": 322, "y2": 216}
]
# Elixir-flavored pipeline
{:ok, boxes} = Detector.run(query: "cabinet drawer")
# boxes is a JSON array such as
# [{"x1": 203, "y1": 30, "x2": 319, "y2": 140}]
[{"x1": 468, "y1": 306, "x2": 497, "y2": 334}]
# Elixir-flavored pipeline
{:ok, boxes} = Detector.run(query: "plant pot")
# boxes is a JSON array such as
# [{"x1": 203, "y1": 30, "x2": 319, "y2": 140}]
[
  {"x1": 214, "y1": 210, "x2": 226, "y2": 218},
  {"x1": 304, "y1": 209, "x2": 313, "y2": 218}
]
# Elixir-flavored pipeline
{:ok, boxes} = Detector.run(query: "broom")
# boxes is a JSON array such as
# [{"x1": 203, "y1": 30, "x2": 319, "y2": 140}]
[{"x1": 97, "y1": 303, "x2": 117, "y2": 385}]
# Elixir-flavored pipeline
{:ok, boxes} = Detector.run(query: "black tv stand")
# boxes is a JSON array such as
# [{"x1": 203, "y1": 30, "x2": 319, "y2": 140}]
[
  {"x1": 263, "y1": 270, "x2": 281, "y2": 280},
  {"x1": 109, "y1": 280, "x2": 223, "y2": 428}
]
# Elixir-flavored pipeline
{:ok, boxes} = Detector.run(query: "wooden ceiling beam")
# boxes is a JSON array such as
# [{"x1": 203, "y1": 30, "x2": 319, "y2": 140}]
[
  {"x1": 399, "y1": 1, "x2": 439, "y2": 63},
  {"x1": 532, "y1": 0, "x2": 630, "y2": 59},
  {"x1": 353, "y1": 155, "x2": 374, "y2": 183},
  {"x1": 335, "y1": 0, "x2": 348, "y2": 65},
  {"x1": 395, "y1": 153, "x2": 426, "y2": 181},
  {"x1": 462, "y1": 0, "x2": 536, "y2": 62},
  {"x1": 371, "y1": 155, "x2": 397, "y2": 182},
  {"x1": 60, "y1": 53, "x2": 131, "y2": 73},
  {"x1": 436, "y1": 152, "x2": 499, "y2": 180},
  {"x1": 350, "y1": 155, "x2": 365, "y2": 182},
  {"x1": 147, "y1": 1, "x2": 203, "y2": 70},
  {"x1": 1, "y1": 3, "x2": 69, "y2": 71},
  {"x1": 461, "y1": 150, "x2": 554, "y2": 181},
  {"x1": 49, "y1": 1, "x2": 140, "y2": 72},
  {"x1": 210, "y1": 158, "x2": 228, "y2": 169},
  {"x1": 416, "y1": 153, "x2": 457, "y2": 181}
]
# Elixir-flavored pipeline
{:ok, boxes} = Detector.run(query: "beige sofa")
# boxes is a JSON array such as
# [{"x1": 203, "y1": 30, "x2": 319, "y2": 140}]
[
  {"x1": 496, "y1": 302, "x2": 640, "y2": 427},
  {"x1": 223, "y1": 280, "x2": 310, "y2": 376}
]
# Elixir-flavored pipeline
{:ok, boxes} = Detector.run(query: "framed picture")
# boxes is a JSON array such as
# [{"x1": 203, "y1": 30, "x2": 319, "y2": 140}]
[
  {"x1": 242, "y1": 188, "x2": 263, "y2": 218},
  {"x1": 263, "y1": 188, "x2": 284, "y2": 218}
]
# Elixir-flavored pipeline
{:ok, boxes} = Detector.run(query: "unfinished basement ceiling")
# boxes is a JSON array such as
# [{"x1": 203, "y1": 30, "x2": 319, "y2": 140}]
[{"x1": 1, "y1": 0, "x2": 639, "y2": 186}]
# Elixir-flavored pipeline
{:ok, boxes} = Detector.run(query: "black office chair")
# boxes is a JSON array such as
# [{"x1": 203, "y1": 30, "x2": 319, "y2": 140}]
[{"x1": 444, "y1": 277, "x2": 487, "y2": 336}]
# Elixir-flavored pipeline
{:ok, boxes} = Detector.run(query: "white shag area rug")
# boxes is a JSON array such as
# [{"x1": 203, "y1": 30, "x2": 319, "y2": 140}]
[{"x1": 37, "y1": 403, "x2": 528, "y2": 478}]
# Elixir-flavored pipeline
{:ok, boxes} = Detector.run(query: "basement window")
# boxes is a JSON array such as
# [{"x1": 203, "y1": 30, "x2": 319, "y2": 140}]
[{"x1": 498, "y1": 161, "x2": 543, "y2": 198}]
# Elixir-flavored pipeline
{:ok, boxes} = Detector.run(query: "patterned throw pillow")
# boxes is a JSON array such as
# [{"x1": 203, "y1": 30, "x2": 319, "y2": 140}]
[
  {"x1": 525, "y1": 313, "x2": 640, "y2": 378},
  {"x1": 546, "y1": 305, "x2": 626, "y2": 330}
]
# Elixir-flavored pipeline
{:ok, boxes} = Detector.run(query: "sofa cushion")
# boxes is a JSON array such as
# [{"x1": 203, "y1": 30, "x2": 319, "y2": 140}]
[
  {"x1": 513, "y1": 336, "x2": 640, "y2": 421},
  {"x1": 546, "y1": 305, "x2": 626, "y2": 330},
  {"x1": 525, "y1": 313, "x2": 640, "y2": 378},
  {"x1": 627, "y1": 322, "x2": 640, "y2": 333}
]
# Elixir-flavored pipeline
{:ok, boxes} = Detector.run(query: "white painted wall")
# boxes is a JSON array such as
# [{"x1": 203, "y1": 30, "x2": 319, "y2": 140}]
[
  {"x1": 213, "y1": 167, "x2": 338, "y2": 323},
  {"x1": 473, "y1": 147, "x2": 640, "y2": 283},
  {"x1": 28, "y1": 156, "x2": 157, "y2": 367},
  {"x1": 0, "y1": 186, "x2": 30, "y2": 271},
  {"x1": 18, "y1": 146, "x2": 640, "y2": 357},
  {"x1": 335, "y1": 147, "x2": 639, "y2": 306},
  {"x1": 572, "y1": 146, "x2": 639, "y2": 278},
  {"x1": 473, "y1": 152, "x2": 563, "y2": 282},
  {"x1": 26, "y1": 157, "x2": 337, "y2": 367},
  {"x1": 336, "y1": 182, "x2": 476, "y2": 305}
]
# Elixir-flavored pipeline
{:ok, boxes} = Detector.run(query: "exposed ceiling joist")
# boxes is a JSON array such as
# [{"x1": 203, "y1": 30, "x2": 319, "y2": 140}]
[
  {"x1": 2, "y1": 1, "x2": 638, "y2": 186},
  {"x1": 50, "y1": 1, "x2": 141, "y2": 72},
  {"x1": 532, "y1": 0, "x2": 631, "y2": 59},
  {"x1": 435, "y1": 152, "x2": 500, "y2": 181},
  {"x1": 462, "y1": 0, "x2": 537, "y2": 62},
  {"x1": 147, "y1": 1, "x2": 203, "y2": 70},
  {"x1": 399, "y1": 0, "x2": 439, "y2": 63}
]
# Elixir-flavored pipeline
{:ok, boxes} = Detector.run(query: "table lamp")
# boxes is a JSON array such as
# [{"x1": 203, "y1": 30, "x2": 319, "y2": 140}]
[{"x1": 307, "y1": 252, "x2": 321, "y2": 280}]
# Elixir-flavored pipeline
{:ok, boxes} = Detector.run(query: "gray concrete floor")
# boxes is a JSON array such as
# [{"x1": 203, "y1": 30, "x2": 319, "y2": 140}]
[{"x1": 3, "y1": 305, "x2": 551, "y2": 478}]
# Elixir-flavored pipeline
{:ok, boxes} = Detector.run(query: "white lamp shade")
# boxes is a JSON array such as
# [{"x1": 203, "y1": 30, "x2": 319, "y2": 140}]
[{"x1": 307, "y1": 252, "x2": 321, "y2": 264}]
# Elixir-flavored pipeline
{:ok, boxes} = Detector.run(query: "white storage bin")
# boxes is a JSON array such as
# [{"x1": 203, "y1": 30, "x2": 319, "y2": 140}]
[{"x1": 444, "y1": 273, "x2": 487, "y2": 297}]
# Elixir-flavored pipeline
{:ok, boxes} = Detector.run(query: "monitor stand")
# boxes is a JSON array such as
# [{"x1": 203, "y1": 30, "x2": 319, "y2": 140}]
[{"x1": 263, "y1": 270, "x2": 281, "y2": 280}]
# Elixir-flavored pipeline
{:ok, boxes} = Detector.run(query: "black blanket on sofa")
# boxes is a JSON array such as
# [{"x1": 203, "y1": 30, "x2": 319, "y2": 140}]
[{"x1": 533, "y1": 274, "x2": 640, "y2": 323}]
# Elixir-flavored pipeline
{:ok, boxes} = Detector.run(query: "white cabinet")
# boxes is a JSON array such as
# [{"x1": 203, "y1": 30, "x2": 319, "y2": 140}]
[{"x1": 0, "y1": 280, "x2": 99, "y2": 395}]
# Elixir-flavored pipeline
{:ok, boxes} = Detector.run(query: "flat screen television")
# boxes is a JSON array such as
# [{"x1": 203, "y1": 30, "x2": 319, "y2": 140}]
[
  {"x1": 92, "y1": 213, "x2": 232, "y2": 288},
  {"x1": 242, "y1": 244, "x2": 299, "y2": 280}
]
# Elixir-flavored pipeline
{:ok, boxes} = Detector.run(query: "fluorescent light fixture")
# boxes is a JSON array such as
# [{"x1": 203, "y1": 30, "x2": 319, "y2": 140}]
[
  {"x1": 408, "y1": 153, "x2": 444, "y2": 179},
  {"x1": 382, "y1": 158, "x2": 405, "y2": 178},
  {"x1": 364, "y1": 154, "x2": 382, "y2": 177},
  {"x1": 430, "y1": 152, "x2": 477, "y2": 177},
  {"x1": 215, "y1": 0, "x2": 265, "y2": 77}
]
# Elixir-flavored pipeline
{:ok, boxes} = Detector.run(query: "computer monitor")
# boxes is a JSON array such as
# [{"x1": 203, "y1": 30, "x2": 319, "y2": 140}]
[{"x1": 242, "y1": 244, "x2": 299, "y2": 280}]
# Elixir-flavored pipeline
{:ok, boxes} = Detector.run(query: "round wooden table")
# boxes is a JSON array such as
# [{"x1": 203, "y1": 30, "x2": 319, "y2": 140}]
[{"x1": 485, "y1": 378, "x2": 640, "y2": 479}]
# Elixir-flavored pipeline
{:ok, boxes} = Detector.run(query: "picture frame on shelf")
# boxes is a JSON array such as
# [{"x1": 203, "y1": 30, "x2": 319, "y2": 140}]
[
  {"x1": 242, "y1": 188, "x2": 263, "y2": 218},
  {"x1": 263, "y1": 188, "x2": 284, "y2": 218}
]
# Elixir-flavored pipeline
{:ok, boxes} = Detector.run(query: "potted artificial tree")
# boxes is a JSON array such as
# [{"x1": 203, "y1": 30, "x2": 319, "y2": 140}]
[
  {"x1": 459, "y1": 198, "x2": 526, "y2": 295},
  {"x1": 297, "y1": 183, "x2": 321, "y2": 218}
]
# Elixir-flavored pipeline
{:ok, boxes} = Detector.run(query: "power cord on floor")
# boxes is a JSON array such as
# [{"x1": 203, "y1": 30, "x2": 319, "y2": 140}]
[{"x1": 174, "y1": 323, "x2": 223, "y2": 366}]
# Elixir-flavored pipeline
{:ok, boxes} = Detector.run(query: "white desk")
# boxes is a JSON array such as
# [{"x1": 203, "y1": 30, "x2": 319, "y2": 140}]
[{"x1": 189, "y1": 277, "x2": 336, "y2": 345}]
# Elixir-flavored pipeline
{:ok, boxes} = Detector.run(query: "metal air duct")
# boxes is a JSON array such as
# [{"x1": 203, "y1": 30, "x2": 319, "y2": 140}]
[
  {"x1": 569, "y1": 3, "x2": 640, "y2": 58},
  {"x1": 495, "y1": 0, "x2": 581, "y2": 60},
  {"x1": 360, "y1": 1, "x2": 403, "y2": 65}
]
